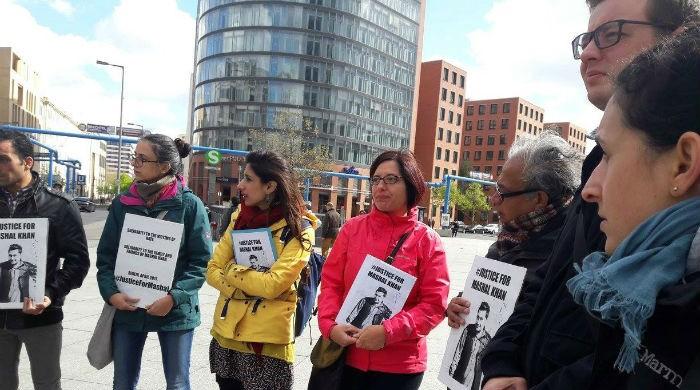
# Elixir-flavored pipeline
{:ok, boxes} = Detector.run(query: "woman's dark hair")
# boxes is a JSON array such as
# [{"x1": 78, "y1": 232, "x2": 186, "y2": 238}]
[
  {"x1": 369, "y1": 149, "x2": 427, "y2": 209},
  {"x1": 142, "y1": 134, "x2": 191, "y2": 176},
  {"x1": 245, "y1": 150, "x2": 310, "y2": 249},
  {"x1": 613, "y1": 25, "x2": 700, "y2": 151},
  {"x1": 586, "y1": 0, "x2": 700, "y2": 31}
]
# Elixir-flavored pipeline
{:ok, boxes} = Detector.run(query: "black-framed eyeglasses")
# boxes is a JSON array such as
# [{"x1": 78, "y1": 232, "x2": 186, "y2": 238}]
[
  {"x1": 571, "y1": 19, "x2": 674, "y2": 59},
  {"x1": 489, "y1": 186, "x2": 541, "y2": 206},
  {"x1": 130, "y1": 156, "x2": 160, "y2": 168},
  {"x1": 370, "y1": 174, "x2": 403, "y2": 186}
]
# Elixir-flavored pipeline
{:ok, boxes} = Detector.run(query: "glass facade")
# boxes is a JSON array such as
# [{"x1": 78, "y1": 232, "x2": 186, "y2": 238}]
[{"x1": 193, "y1": 0, "x2": 421, "y2": 166}]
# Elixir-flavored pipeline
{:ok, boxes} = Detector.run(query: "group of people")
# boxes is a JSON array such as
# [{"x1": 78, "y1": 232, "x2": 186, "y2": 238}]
[{"x1": 1, "y1": 0, "x2": 700, "y2": 389}]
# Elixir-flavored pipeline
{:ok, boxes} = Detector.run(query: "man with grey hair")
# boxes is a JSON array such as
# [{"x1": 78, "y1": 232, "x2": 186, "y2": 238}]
[{"x1": 446, "y1": 131, "x2": 582, "y2": 314}]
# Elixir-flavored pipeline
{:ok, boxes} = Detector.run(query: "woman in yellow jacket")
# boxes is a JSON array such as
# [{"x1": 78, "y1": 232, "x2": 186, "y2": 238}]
[{"x1": 207, "y1": 150, "x2": 318, "y2": 390}]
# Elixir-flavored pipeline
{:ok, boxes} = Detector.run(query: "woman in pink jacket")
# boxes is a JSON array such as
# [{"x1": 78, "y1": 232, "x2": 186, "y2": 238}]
[{"x1": 317, "y1": 149, "x2": 450, "y2": 389}]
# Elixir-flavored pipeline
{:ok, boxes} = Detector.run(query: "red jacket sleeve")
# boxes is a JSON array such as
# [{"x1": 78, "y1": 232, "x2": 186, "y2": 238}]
[
  {"x1": 317, "y1": 224, "x2": 350, "y2": 339},
  {"x1": 382, "y1": 230, "x2": 450, "y2": 345}
]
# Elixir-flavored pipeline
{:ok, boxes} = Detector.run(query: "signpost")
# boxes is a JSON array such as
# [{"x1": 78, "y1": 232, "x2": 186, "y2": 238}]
[{"x1": 205, "y1": 150, "x2": 222, "y2": 165}]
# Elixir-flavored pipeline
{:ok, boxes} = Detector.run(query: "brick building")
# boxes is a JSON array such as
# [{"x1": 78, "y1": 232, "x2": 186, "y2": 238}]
[
  {"x1": 544, "y1": 121, "x2": 588, "y2": 154},
  {"x1": 413, "y1": 60, "x2": 467, "y2": 227}
]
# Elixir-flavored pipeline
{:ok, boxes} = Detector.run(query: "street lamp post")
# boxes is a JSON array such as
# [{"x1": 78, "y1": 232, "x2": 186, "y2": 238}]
[{"x1": 96, "y1": 60, "x2": 124, "y2": 197}]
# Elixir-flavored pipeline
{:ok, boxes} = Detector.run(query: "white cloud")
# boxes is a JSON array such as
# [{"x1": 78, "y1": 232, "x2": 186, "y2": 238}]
[
  {"x1": 0, "y1": 0, "x2": 195, "y2": 137},
  {"x1": 46, "y1": 0, "x2": 74, "y2": 16},
  {"x1": 428, "y1": 0, "x2": 604, "y2": 136}
]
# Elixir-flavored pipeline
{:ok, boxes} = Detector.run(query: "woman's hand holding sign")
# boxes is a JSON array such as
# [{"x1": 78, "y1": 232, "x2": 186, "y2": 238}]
[
  {"x1": 146, "y1": 294, "x2": 175, "y2": 316},
  {"x1": 356, "y1": 325, "x2": 386, "y2": 350},
  {"x1": 109, "y1": 292, "x2": 140, "y2": 311},
  {"x1": 330, "y1": 323, "x2": 361, "y2": 347}
]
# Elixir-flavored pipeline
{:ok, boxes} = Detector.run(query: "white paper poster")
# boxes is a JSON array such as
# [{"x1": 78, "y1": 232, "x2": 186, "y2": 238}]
[
  {"x1": 231, "y1": 228, "x2": 278, "y2": 272},
  {"x1": 335, "y1": 255, "x2": 417, "y2": 329},
  {"x1": 439, "y1": 256, "x2": 527, "y2": 390},
  {"x1": 114, "y1": 213, "x2": 183, "y2": 308},
  {"x1": 0, "y1": 218, "x2": 48, "y2": 310}
]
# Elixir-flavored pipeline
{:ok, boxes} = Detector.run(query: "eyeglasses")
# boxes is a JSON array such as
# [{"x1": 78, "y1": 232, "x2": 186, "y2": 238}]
[
  {"x1": 489, "y1": 186, "x2": 541, "y2": 206},
  {"x1": 130, "y1": 156, "x2": 159, "y2": 168},
  {"x1": 370, "y1": 174, "x2": 403, "y2": 186},
  {"x1": 571, "y1": 19, "x2": 673, "y2": 59}
]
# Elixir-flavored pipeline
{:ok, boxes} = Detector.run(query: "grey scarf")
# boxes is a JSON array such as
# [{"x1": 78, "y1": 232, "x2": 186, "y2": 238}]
[{"x1": 135, "y1": 175, "x2": 175, "y2": 207}]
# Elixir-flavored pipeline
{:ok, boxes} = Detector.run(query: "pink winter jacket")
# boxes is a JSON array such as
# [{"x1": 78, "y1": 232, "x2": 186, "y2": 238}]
[{"x1": 317, "y1": 206, "x2": 450, "y2": 374}]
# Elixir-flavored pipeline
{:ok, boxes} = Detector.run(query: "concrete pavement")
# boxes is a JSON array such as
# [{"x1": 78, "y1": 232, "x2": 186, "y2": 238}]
[{"x1": 17, "y1": 217, "x2": 494, "y2": 389}]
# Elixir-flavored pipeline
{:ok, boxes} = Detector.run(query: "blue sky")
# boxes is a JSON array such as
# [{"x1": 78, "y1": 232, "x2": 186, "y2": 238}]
[{"x1": 1, "y1": 0, "x2": 600, "y2": 139}]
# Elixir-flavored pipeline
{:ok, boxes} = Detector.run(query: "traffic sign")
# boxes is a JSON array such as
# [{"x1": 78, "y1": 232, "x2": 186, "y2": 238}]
[
  {"x1": 205, "y1": 150, "x2": 222, "y2": 165},
  {"x1": 77, "y1": 175, "x2": 86, "y2": 185}
]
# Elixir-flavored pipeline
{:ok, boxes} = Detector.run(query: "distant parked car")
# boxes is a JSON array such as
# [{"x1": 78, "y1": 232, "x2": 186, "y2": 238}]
[
  {"x1": 472, "y1": 225, "x2": 485, "y2": 234},
  {"x1": 483, "y1": 223, "x2": 500, "y2": 235},
  {"x1": 74, "y1": 197, "x2": 96, "y2": 212}
]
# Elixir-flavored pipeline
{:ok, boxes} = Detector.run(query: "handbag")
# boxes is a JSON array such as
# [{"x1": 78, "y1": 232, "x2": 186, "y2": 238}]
[
  {"x1": 86, "y1": 302, "x2": 116, "y2": 369},
  {"x1": 307, "y1": 232, "x2": 412, "y2": 389}
]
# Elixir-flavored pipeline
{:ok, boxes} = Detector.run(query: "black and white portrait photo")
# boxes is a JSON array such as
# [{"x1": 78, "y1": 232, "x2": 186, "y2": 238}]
[
  {"x1": 248, "y1": 254, "x2": 270, "y2": 272},
  {"x1": 0, "y1": 243, "x2": 37, "y2": 303},
  {"x1": 448, "y1": 301, "x2": 492, "y2": 390},
  {"x1": 345, "y1": 287, "x2": 393, "y2": 328}
]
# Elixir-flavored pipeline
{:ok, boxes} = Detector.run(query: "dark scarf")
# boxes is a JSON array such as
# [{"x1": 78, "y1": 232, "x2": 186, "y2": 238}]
[
  {"x1": 494, "y1": 198, "x2": 570, "y2": 258},
  {"x1": 233, "y1": 202, "x2": 286, "y2": 231},
  {"x1": 134, "y1": 175, "x2": 176, "y2": 208}
]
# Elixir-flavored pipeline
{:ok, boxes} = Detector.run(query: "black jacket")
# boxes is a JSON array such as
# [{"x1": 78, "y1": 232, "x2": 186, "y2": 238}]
[
  {"x1": 586, "y1": 235, "x2": 700, "y2": 390},
  {"x1": 322, "y1": 209, "x2": 341, "y2": 238},
  {"x1": 0, "y1": 172, "x2": 90, "y2": 329},
  {"x1": 481, "y1": 146, "x2": 606, "y2": 389}
]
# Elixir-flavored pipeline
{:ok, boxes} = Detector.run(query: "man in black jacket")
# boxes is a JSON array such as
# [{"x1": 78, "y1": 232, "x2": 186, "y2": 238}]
[
  {"x1": 0, "y1": 130, "x2": 90, "y2": 390},
  {"x1": 472, "y1": 1, "x2": 700, "y2": 389}
]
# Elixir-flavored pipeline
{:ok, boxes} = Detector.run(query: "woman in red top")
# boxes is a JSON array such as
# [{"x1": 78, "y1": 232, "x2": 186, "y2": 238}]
[{"x1": 317, "y1": 150, "x2": 450, "y2": 389}]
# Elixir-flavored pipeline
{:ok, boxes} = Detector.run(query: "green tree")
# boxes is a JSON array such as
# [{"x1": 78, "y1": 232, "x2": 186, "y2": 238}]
[
  {"x1": 98, "y1": 173, "x2": 132, "y2": 195},
  {"x1": 248, "y1": 112, "x2": 333, "y2": 182},
  {"x1": 454, "y1": 182, "x2": 490, "y2": 224}
]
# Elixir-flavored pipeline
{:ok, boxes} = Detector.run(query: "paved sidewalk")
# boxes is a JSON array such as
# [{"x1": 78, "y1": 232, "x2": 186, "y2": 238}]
[{"x1": 17, "y1": 234, "x2": 494, "y2": 389}]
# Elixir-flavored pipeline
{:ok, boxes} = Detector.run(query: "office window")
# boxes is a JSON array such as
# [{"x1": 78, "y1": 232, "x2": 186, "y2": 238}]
[
  {"x1": 434, "y1": 166, "x2": 440, "y2": 179},
  {"x1": 447, "y1": 130, "x2": 452, "y2": 143},
  {"x1": 475, "y1": 136, "x2": 483, "y2": 145},
  {"x1": 440, "y1": 108, "x2": 445, "y2": 120},
  {"x1": 518, "y1": 119, "x2": 522, "y2": 130},
  {"x1": 474, "y1": 151, "x2": 482, "y2": 160},
  {"x1": 463, "y1": 151, "x2": 470, "y2": 160},
  {"x1": 503, "y1": 103, "x2": 511, "y2": 113},
  {"x1": 448, "y1": 111, "x2": 454, "y2": 123},
  {"x1": 307, "y1": 15, "x2": 322, "y2": 30},
  {"x1": 501, "y1": 118, "x2": 509, "y2": 129},
  {"x1": 484, "y1": 166, "x2": 492, "y2": 175},
  {"x1": 436, "y1": 147, "x2": 442, "y2": 160},
  {"x1": 519, "y1": 103, "x2": 523, "y2": 113},
  {"x1": 438, "y1": 127, "x2": 444, "y2": 140},
  {"x1": 499, "y1": 134, "x2": 506, "y2": 145},
  {"x1": 466, "y1": 121, "x2": 472, "y2": 131},
  {"x1": 529, "y1": 123, "x2": 533, "y2": 133},
  {"x1": 467, "y1": 105, "x2": 474, "y2": 115},
  {"x1": 477, "y1": 120, "x2": 484, "y2": 130},
  {"x1": 452, "y1": 71, "x2": 457, "y2": 85},
  {"x1": 478, "y1": 105, "x2": 486, "y2": 115},
  {"x1": 443, "y1": 168, "x2": 448, "y2": 177},
  {"x1": 460, "y1": 75, "x2": 465, "y2": 88},
  {"x1": 441, "y1": 88, "x2": 447, "y2": 101},
  {"x1": 453, "y1": 151, "x2": 458, "y2": 163},
  {"x1": 486, "y1": 151, "x2": 494, "y2": 160},
  {"x1": 498, "y1": 150, "x2": 505, "y2": 160},
  {"x1": 455, "y1": 133, "x2": 460, "y2": 145},
  {"x1": 443, "y1": 68, "x2": 449, "y2": 81},
  {"x1": 464, "y1": 136, "x2": 471, "y2": 145},
  {"x1": 456, "y1": 114, "x2": 462, "y2": 126},
  {"x1": 497, "y1": 166, "x2": 503, "y2": 176},
  {"x1": 530, "y1": 110, "x2": 534, "y2": 119},
  {"x1": 444, "y1": 149, "x2": 450, "y2": 162},
  {"x1": 525, "y1": 106, "x2": 529, "y2": 116},
  {"x1": 305, "y1": 66, "x2": 319, "y2": 81},
  {"x1": 489, "y1": 120, "x2": 496, "y2": 130},
  {"x1": 487, "y1": 135, "x2": 495, "y2": 145},
  {"x1": 490, "y1": 104, "x2": 498, "y2": 114},
  {"x1": 458, "y1": 95, "x2": 463, "y2": 107},
  {"x1": 450, "y1": 91, "x2": 455, "y2": 104}
]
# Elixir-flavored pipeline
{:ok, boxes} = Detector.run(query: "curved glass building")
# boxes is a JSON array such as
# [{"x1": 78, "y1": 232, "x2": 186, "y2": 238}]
[{"x1": 192, "y1": 0, "x2": 424, "y2": 167}]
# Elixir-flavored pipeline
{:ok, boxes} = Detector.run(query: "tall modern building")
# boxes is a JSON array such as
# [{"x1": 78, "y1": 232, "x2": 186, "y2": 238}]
[{"x1": 190, "y1": 0, "x2": 425, "y2": 217}]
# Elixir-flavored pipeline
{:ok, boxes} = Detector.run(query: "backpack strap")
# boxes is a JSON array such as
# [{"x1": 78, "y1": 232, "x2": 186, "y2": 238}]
[
  {"x1": 155, "y1": 210, "x2": 168, "y2": 220},
  {"x1": 385, "y1": 232, "x2": 411, "y2": 265}
]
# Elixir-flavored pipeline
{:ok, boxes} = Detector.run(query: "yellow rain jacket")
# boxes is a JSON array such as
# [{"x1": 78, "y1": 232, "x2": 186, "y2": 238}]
[{"x1": 207, "y1": 209, "x2": 318, "y2": 362}]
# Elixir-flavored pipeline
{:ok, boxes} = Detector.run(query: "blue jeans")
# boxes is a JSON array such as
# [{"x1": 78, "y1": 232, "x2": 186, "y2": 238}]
[{"x1": 112, "y1": 327, "x2": 194, "y2": 390}]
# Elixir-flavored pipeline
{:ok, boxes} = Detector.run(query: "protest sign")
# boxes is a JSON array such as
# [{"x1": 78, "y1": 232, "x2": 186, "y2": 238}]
[
  {"x1": 231, "y1": 228, "x2": 278, "y2": 272},
  {"x1": 0, "y1": 218, "x2": 48, "y2": 309},
  {"x1": 114, "y1": 214, "x2": 183, "y2": 308},
  {"x1": 439, "y1": 256, "x2": 527, "y2": 390},
  {"x1": 335, "y1": 255, "x2": 417, "y2": 329}
]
